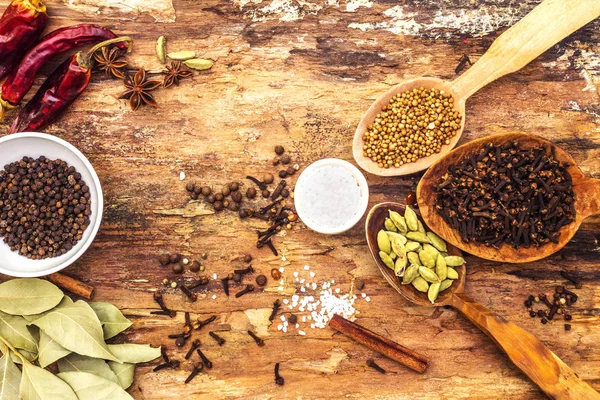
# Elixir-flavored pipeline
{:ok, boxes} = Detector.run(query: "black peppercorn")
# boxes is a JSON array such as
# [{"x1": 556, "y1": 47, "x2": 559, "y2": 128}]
[
  {"x1": 280, "y1": 155, "x2": 291, "y2": 165},
  {"x1": 564, "y1": 324, "x2": 571, "y2": 331},
  {"x1": 170, "y1": 254, "x2": 181, "y2": 264},
  {"x1": 190, "y1": 192, "x2": 199, "y2": 200},
  {"x1": 275, "y1": 145, "x2": 285, "y2": 155},
  {"x1": 288, "y1": 314, "x2": 297, "y2": 324},
  {"x1": 537, "y1": 310, "x2": 545, "y2": 318},
  {"x1": 263, "y1": 173, "x2": 274, "y2": 184},
  {"x1": 186, "y1": 183, "x2": 195, "y2": 192},
  {"x1": 190, "y1": 260, "x2": 201, "y2": 272},
  {"x1": 206, "y1": 194, "x2": 216, "y2": 204},
  {"x1": 215, "y1": 193, "x2": 224, "y2": 201},
  {"x1": 214, "y1": 201, "x2": 224, "y2": 211},
  {"x1": 529, "y1": 311, "x2": 536, "y2": 318},
  {"x1": 256, "y1": 275, "x2": 267, "y2": 286},
  {"x1": 246, "y1": 188, "x2": 256, "y2": 199},
  {"x1": 159, "y1": 254, "x2": 171, "y2": 266},
  {"x1": 173, "y1": 263, "x2": 184, "y2": 274},
  {"x1": 201, "y1": 186, "x2": 212, "y2": 196},
  {"x1": 262, "y1": 189, "x2": 270, "y2": 198},
  {"x1": 243, "y1": 254, "x2": 252, "y2": 263},
  {"x1": 229, "y1": 182, "x2": 240, "y2": 191},
  {"x1": 286, "y1": 166, "x2": 295, "y2": 176},
  {"x1": 564, "y1": 314, "x2": 572, "y2": 321},
  {"x1": 541, "y1": 318, "x2": 548, "y2": 324},
  {"x1": 222, "y1": 187, "x2": 231, "y2": 196},
  {"x1": 281, "y1": 189, "x2": 289, "y2": 198},
  {"x1": 278, "y1": 170, "x2": 287, "y2": 178},
  {"x1": 231, "y1": 191, "x2": 242, "y2": 203}
]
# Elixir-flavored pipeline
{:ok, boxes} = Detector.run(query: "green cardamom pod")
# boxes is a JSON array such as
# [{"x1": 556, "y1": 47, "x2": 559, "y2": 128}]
[
  {"x1": 377, "y1": 230, "x2": 391, "y2": 254},
  {"x1": 389, "y1": 251, "x2": 397, "y2": 260},
  {"x1": 404, "y1": 206, "x2": 419, "y2": 231},
  {"x1": 384, "y1": 218, "x2": 397, "y2": 232},
  {"x1": 447, "y1": 267, "x2": 459, "y2": 280},
  {"x1": 428, "y1": 282, "x2": 441, "y2": 304},
  {"x1": 406, "y1": 231, "x2": 431, "y2": 244},
  {"x1": 418, "y1": 250, "x2": 435, "y2": 268},
  {"x1": 427, "y1": 231, "x2": 447, "y2": 252},
  {"x1": 423, "y1": 243, "x2": 440, "y2": 259},
  {"x1": 439, "y1": 279, "x2": 453, "y2": 292},
  {"x1": 391, "y1": 238, "x2": 406, "y2": 258},
  {"x1": 394, "y1": 257, "x2": 407, "y2": 277},
  {"x1": 417, "y1": 219, "x2": 426, "y2": 234},
  {"x1": 386, "y1": 231, "x2": 407, "y2": 245},
  {"x1": 444, "y1": 256, "x2": 465, "y2": 267},
  {"x1": 388, "y1": 211, "x2": 407, "y2": 234},
  {"x1": 405, "y1": 241, "x2": 421, "y2": 252},
  {"x1": 418, "y1": 266, "x2": 440, "y2": 283},
  {"x1": 402, "y1": 265, "x2": 419, "y2": 284},
  {"x1": 407, "y1": 251, "x2": 420, "y2": 265},
  {"x1": 156, "y1": 36, "x2": 166, "y2": 63},
  {"x1": 411, "y1": 276, "x2": 429, "y2": 293},
  {"x1": 435, "y1": 254, "x2": 447, "y2": 281},
  {"x1": 167, "y1": 50, "x2": 196, "y2": 61},
  {"x1": 379, "y1": 251, "x2": 394, "y2": 270},
  {"x1": 184, "y1": 58, "x2": 214, "y2": 71}
]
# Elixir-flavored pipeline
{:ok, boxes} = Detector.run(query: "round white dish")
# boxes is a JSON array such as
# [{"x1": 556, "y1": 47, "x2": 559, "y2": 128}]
[
  {"x1": 0, "y1": 132, "x2": 103, "y2": 277},
  {"x1": 294, "y1": 158, "x2": 369, "y2": 235}
]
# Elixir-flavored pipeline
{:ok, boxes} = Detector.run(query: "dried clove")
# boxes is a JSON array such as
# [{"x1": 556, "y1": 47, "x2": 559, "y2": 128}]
[
  {"x1": 234, "y1": 266, "x2": 254, "y2": 275},
  {"x1": 153, "y1": 360, "x2": 180, "y2": 372},
  {"x1": 185, "y1": 339, "x2": 201, "y2": 360},
  {"x1": 222, "y1": 277, "x2": 230, "y2": 296},
  {"x1": 259, "y1": 199, "x2": 283, "y2": 215},
  {"x1": 269, "y1": 299, "x2": 281, "y2": 322},
  {"x1": 209, "y1": 331, "x2": 226, "y2": 346},
  {"x1": 180, "y1": 284, "x2": 198, "y2": 302},
  {"x1": 270, "y1": 180, "x2": 286, "y2": 200},
  {"x1": 235, "y1": 284, "x2": 255, "y2": 298},
  {"x1": 274, "y1": 363, "x2": 284, "y2": 386},
  {"x1": 246, "y1": 175, "x2": 267, "y2": 190},
  {"x1": 187, "y1": 276, "x2": 210, "y2": 289},
  {"x1": 265, "y1": 240, "x2": 278, "y2": 256},
  {"x1": 455, "y1": 54, "x2": 472, "y2": 74},
  {"x1": 196, "y1": 349, "x2": 213, "y2": 369},
  {"x1": 185, "y1": 363, "x2": 204, "y2": 384},
  {"x1": 161, "y1": 347, "x2": 170, "y2": 363},
  {"x1": 560, "y1": 270, "x2": 582, "y2": 289},
  {"x1": 153, "y1": 292, "x2": 176, "y2": 317},
  {"x1": 194, "y1": 315, "x2": 216, "y2": 330},
  {"x1": 247, "y1": 330, "x2": 265, "y2": 347},
  {"x1": 366, "y1": 359, "x2": 386, "y2": 373}
]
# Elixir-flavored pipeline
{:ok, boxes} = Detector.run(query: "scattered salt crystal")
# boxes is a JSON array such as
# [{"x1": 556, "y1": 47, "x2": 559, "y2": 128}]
[
  {"x1": 300, "y1": 279, "x2": 305, "y2": 284},
  {"x1": 281, "y1": 256, "x2": 287, "y2": 261},
  {"x1": 283, "y1": 321, "x2": 288, "y2": 327},
  {"x1": 335, "y1": 288, "x2": 340, "y2": 293},
  {"x1": 302, "y1": 316, "x2": 306, "y2": 322},
  {"x1": 283, "y1": 327, "x2": 288, "y2": 333},
  {"x1": 212, "y1": 294, "x2": 216, "y2": 300},
  {"x1": 279, "y1": 267, "x2": 285, "y2": 273},
  {"x1": 278, "y1": 287, "x2": 284, "y2": 291},
  {"x1": 296, "y1": 324, "x2": 300, "y2": 329},
  {"x1": 277, "y1": 324, "x2": 283, "y2": 331},
  {"x1": 283, "y1": 299, "x2": 289, "y2": 305},
  {"x1": 304, "y1": 265, "x2": 310, "y2": 270},
  {"x1": 179, "y1": 171, "x2": 185, "y2": 180},
  {"x1": 310, "y1": 323, "x2": 315, "y2": 329},
  {"x1": 309, "y1": 271, "x2": 316, "y2": 278},
  {"x1": 293, "y1": 272, "x2": 299, "y2": 278},
  {"x1": 298, "y1": 330, "x2": 306, "y2": 336},
  {"x1": 280, "y1": 315, "x2": 286, "y2": 322},
  {"x1": 331, "y1": 279, "x2": 335, "y2": 284},
  {"x1": 365, "y1": 296, "x2": 371, "y2": 302},
  {"x1": 311, "y1": 283, "x2": 317, "y2": 290},
  {"x1": 288, "y1": 305, "x2": 293, "y2": 309},
  {"x1": 213, "y1": 273, "x2": 218, "y2": 280},
  {"x1": 361, "y1": 293, "x2": 367, "y2": 298},
  {"x1": 299, "y1": 306, "x2": 305, "y2": 312},
  {"x1": 279, "y1": 279, "x2": 285, "y2": 285},
  {"x1": 300, "y1": 287, "x2": 306, "y2": 292}
]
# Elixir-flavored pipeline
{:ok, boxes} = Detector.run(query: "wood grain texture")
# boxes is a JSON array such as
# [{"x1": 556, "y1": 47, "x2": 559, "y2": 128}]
[{"x1": 0, "y1": 0, "x2": 599, "y2": 399}]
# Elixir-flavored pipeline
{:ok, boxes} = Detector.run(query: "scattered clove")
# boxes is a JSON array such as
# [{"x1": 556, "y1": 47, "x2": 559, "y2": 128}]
[
  {"x1": 194, "y1": 315, "x2": 216, "y2": 330},
  {"x1": 209, "y1": 331, "x2": 226, "y2": 346},
  {"x1": 153, "y1": 360, "x2": 180, "y2": 372},
  {"x1": 366, "y1": 359, "x2": 386, "y2": 373},
  {"x1": 185, "y1": 339, "x2": 201, "y2": 360},
  {"x1": 180, "y1": 284, "x2": 198, "y2": 302},
  {"x1": 235, "y1": 284, "x2": 254, "y2": 298},
  {"x1": 196, "y1": 349, "x2": 213, "y2": 369},
  {"x1": 274, "y1": 363, "x2": 284, "y2": 386},
  {"x1": 560, "y1": 270, "x2": 582, "y2": 289},
  {"x1": 247, "y1": 330, "x2": 265, "y2": 347},
  {"x1": 234, "y1": 266, "x2": 254, "y2": 275},
  {"x1": 153, "y1": 292, "x2": 176, "y2": 317},
  {"x1": 222, "y1": 277, "x2": 230, "y2": 296},
  {"x1": 185, "y1": 363, "x2": 204, "y2": 384},
  {"x1": 269, "y1": 299, "x2": 281, "y2": 322}
]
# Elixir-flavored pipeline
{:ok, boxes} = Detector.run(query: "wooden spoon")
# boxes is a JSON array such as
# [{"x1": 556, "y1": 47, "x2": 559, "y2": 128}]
[
  {"x1": 353, "y1": 0, "x2": 600, "y2": 177},
  {"x1": 417, "y1": 132, "x2": 600, "y2": 263},
  {"x1": 366, "y1": 202, "x2": 600, "y2": 399}
]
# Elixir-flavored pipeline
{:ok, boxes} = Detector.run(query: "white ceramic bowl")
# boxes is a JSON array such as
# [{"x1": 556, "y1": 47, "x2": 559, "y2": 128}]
[
  {"x1": 294, "y1": 158, "x2": 369, "y2": 234},
  {"x1": 0, "y1": 132, "x2": 103, "y2": 277}
]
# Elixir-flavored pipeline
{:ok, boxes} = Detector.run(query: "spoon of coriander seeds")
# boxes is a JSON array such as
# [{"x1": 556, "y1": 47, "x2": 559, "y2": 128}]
[
  {"x1": 365, "y1": 202, "x2": 600, "y2": 399},
  {"x1": 352, "y1": 0, "x2": 600, "y2": 176}
]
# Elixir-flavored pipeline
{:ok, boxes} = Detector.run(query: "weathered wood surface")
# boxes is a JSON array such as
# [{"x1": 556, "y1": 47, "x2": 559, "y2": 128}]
[{"x1": 1, "y1": 0, "x2": 599, "y2": 399}]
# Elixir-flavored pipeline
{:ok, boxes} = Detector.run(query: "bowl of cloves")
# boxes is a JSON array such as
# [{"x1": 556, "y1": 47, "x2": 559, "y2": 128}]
[{"x1": 0, "y1": 132, "x2": 103, "y2": 277}]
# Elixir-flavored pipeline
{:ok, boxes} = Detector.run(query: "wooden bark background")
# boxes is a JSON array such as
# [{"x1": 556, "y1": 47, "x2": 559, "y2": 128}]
[{"x1": 1, "y1": 0, "x2": 599, "y2": 399}]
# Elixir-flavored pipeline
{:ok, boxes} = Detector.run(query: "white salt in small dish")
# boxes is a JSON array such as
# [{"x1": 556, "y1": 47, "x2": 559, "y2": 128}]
[
  {"x1": 294, "y1": 158, "x2": 369, "y2": 235},
  {"x1": 0, "y1": 132, "x2": 103, "y2": 277}
]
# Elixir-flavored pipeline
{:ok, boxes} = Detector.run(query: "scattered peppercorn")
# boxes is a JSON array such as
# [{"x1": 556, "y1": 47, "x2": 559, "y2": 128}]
[
  {"x1": 206, "y1": 194, "x2": 216, "y2": 204},
  {"x1": 564, "y1": 314, "x2": 572, "y2": 321},
  {"x1": 286, "y1": 167, "x2": 295, "y2": 176},
  {"x1": 215, "y1": 193, "x2": 224, "y2": 201},
  {"x1": 529, "y1": 311, "x2": 536, "y2": 318},
  {"x1": 271, "y1": 268, "x2": 281, "y2": 280},
  {"x1": 231, "y1": 191, "x2": 242, "y2": 203},
  {"x1": 275, "y1": 145, "x2": 285, "y2": 155},
  {"x1": 263, "y1": 173, "x2": 274, "y2": 184},
  {"x1": 159, "y1": 254, "x2": 171, "y2": 266},
  {"x1": 186, "y1": 183, "x2": 195, "y2": 192},
  {"x1": 222, "y1": 186, "x2": 231, "y2": 196},
  {"x1": 214, "y1": 201, "x2": 224, "y2": 211},
  {"x1": 564, "y1": 324, "x2": 571, "y2": 331},
  {"x1": 246, "y1": 188, "x2": 257, "y2": 199},
  {"x1": 262, "y1": 189, "x2": 270, "y2": 198},
  {"x1": 232, "y1": 273, "x2": 242, "y2": 283},
  {"x1": 256, "y1": 275, "x2": 267, "y2": 286},
  {"x1": 541, "y1": 318, "x2": 548, "y2": 324},
  {"x1": 229, "y1": 182, "x2": 240, "y2": 191},
  {"x1": 172, "y1": 263, "x2": 184, "y2": 274},
  {"x1": 201, "y1": 186, "x2": 211, "y2": 196},
  {"x1": 288, "y1": 314, "x2": 297, "y2": 324},
  {"x1": 280, "y1": 155, "x2": 291, "y2": 165},
  {"x1": 278, "y1": 170, "x2": 287, "y2": 178},
  {"x1": 356, "y1": 280, "x2": 365, "y2": 291},
  {"x1": 281, "y1": 189, "x2": 289, "y2": 198},
  {"x1": 170, "y1": 254, "x2": 181, "y2": 264},
  {"x1": 243, "y1": 254, "x2": 252, "y2": 263},
  {"x1": 189, "y1": 260, "x2": 201, "y2": 272}
]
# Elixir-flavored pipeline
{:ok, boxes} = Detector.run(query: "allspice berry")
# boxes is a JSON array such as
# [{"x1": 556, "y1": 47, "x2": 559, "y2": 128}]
[
  {"x1": 194, "y1": 186, "x2": 202, "y2": 195},
  {"x1": 186, "y1": 183, "x2": 195, "y2": 192},
  {"x1": 159, "y1": 254, "x2": 171, "y2": 266},
  {"x1": 229, "y1": 182, "x2": 240, "y2": 191},
  {"x1": 215, "y1": 193, "x2": 224, "y2": 201},
  {"x1": 239, "y1": 209, "x2": 249, "y2": 219},
  {"x1": 256, "y1": 275, "x2": 267, "y2": 286},
  {"x1": 281, "y1": 188, "x2": 290, "y2": 198},
  {"x1": 262, "y1": 189, "x2": 270, "y2": 198},
  {"x1": 190, "y1": 260, "x2": 201, "y2": 272},
  {"x1": 263, "y1": 173, "x2": 274, "y2": 184},
  {"x1": 214, "y1": 201, "x2": 224, "y2": 211},
  {"x1": 286, "y1": 166, "x2": 295, "y2": 176},
  {"x1": 229, "y1": 202, "x2": 240, "y2": 211},
  {"x1": 231, "y1": 191, "x2": 242, "y2": 203},
  {"x1": 246, "y1": 187, "x2": 257, "y2": 199},
  {"x1": 201, "y1": 186, "x2": 212, "y2": 196},
  {"x1": 222, "y1": 186, "x2": 231, "y2": 196},
  {"x1": 170, "y1": 254, "x2": 181, "y2": 264},
  {"x1": 278, "y1": 170, "x2": 287, "y2": 178},
  {"x1": 244, "y1": 254, "x2": 253, "y2": 263},
  {"x1": 280, "y1": 155, "x2": 291, "y2": 165},
  {"x1": 207, "y1": 194, "x2": 216, "y2": 204},
  {"x1": 275, "y1": 145, "x2": 285, "y2": 155},
  {"x1": 172, "y1": 263, "x2": 184, "y2": 274}
]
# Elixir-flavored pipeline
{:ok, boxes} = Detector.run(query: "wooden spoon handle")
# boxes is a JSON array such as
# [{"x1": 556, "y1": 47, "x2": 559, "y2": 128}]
[
  {"x1": 452, "y1": 293, "x2": 600, "y2": 399},
  {"x1": 578, "y1": 177, "x2": 600, "y2": 219},
  {"x1": 450, "y1": 0, "x2": 600, "y2": 102}
]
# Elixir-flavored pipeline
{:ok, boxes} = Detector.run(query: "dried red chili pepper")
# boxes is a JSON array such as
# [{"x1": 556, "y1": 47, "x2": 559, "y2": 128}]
[
  {"x1": 9, "y1": 37, "x2": 132, "y2": 134},
  {"x1": 0, "y1": 24, "x2": 128, "y2": 118},
  {"x1": 0, "y1": 0, "x2": 48, "y2": 80}
]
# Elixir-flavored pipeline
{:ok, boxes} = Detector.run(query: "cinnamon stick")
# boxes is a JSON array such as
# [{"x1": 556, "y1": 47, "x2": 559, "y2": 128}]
[
  {"x1": 45, "y1": 273, "x2": 95, "y2": 300},
  {"x1": 329, "y1": 314, "x2": 428, "y2": 373}
]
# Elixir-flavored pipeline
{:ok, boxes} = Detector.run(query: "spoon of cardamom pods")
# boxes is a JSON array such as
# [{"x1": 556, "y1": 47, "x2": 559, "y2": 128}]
[{"x1": 365, "y1": 202, "x2": 600, "y2": 399}]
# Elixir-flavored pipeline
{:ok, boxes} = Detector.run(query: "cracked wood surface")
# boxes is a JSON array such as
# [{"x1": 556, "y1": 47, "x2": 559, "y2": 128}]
[{"x1": 0, "y1": 0, "x2": 599, "y2": 399}]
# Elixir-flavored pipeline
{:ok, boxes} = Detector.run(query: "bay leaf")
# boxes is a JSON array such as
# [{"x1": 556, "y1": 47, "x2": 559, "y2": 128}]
[
  {"x1": 108, "y1": 362, "x2": 135, "y2": 390},
  {"x1": 0, "y1": 311, "x2": 37, "y2": 353},
  {"x1": 0, "y1": 353, "x2": 21, "y2": 400},
  {"x1": 38, "y1": 331, "x2": 71, "y2": 368},
  {"x1": 58, "y1": 371, "x2": 134, "y2": 400},
  {"x1": 107, "y1": 344, "x2": 161, "y2": 363},
  {"x1": 24, "y1": 296, "x2": 74, "y2": 323},
  {"x1": 0, "y1": 278, "x2": 63, "y2": 316},
  {"x1": 10, "y1": 349, "x2": 36, "y2": 365},
  {"x1": 20, "y1": 363, "x2": 78, "y2": 400},
  {"x1": 31, "y1": 301, "x2": 120, "y2": 363},
  {"x1": 90, "y1": 302, "x2": 132, "y2": 339},
  {"x1": 58, "y1": 354, "x2": 119, "y2": 383}
]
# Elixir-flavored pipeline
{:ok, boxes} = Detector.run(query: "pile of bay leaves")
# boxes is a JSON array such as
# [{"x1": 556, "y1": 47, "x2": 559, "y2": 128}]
[{"x1": 0, "y1": 278, "x2": 161, "y2": 399}]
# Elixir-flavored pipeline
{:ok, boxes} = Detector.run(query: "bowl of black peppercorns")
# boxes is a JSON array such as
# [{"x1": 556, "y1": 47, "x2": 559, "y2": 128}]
[{"x1": 0, "y1": 132, "x2": 103, "y2": 277}]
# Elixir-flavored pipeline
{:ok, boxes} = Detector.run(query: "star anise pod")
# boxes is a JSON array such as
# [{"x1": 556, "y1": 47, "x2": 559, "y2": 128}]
[
  {"x1": 121, "y1": 69, "x2": 162, "y2": 111},
  {"x1": 163, "y1": 61, "x2": 194, "y2": 88},
  {"x1": 93, "y1": 46, "x2": 128, "y2": 79}
]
